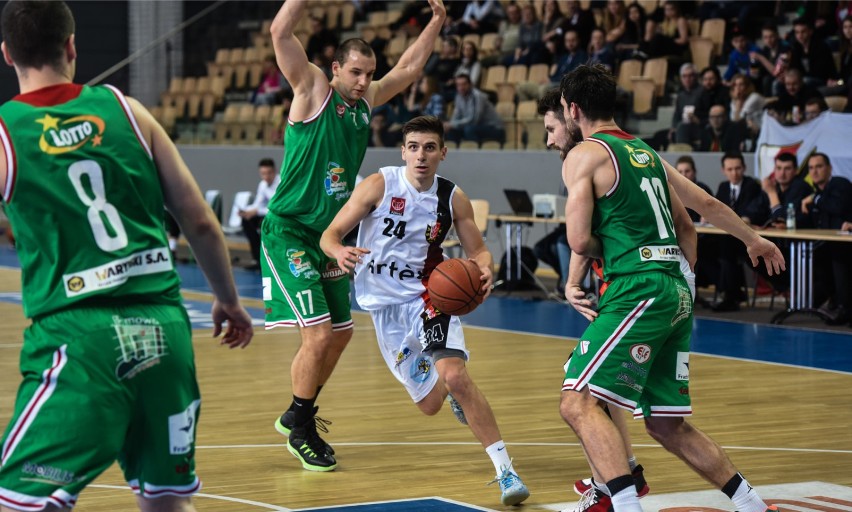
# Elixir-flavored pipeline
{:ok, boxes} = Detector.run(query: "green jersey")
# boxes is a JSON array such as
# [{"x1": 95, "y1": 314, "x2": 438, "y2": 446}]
[
  {"x1": 586, "y1": 130, "x2": 681, "y2": 281},
  {"x1": 266, "y1": 87, "x2": 371, "y2": 233},
  {"x1": 0, "y1": 83, "x2": 181, "y2": 318}
]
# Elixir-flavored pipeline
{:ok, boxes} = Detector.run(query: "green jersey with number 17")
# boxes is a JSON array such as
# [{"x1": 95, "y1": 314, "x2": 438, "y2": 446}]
[
  {"x1": 0, "y1": 83, "x2": 181, "y2": 319},
  {"x1": 585, "y1": 130, "x2": 681, "y2": 282},
  {"x1": 266, "y1": 87, "x2": 371, "y2": 233}
]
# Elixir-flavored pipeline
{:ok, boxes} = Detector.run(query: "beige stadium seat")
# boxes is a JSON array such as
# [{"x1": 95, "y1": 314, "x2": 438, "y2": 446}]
[
  {"x1": 631, "y1": 77, "x2": 655, "y2": 115},
  {"x1": 641, "y1": 57, "x2": 668, "y2": 97},
  {"x1": 700, "y1": 18, "x2": 726, "y2": 57},
  {"x1": 482, "y1": 65, "x2": 507, "y2": 92},
  {"x1": 617, "y1": 59, "x2": 643, "y2": 93},
  {"x1": 689, "y1": 37, "x2": 715, "y2": 71},
  {"x1": 527, "y1": 63, "x2": 549, "y2": 85},
  {"x1": 515, "y1": 100, "x2": 538, "y2": 121},
  {"x1": 825, "y1": 95, "x2": 848, "y2": 112}
]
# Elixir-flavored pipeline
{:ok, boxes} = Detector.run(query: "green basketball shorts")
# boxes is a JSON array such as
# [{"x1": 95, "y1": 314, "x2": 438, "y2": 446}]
[
  {"x1": 260, "y1": 217, "x2": 352, "y2": 331},
  {"x1": 0, "y1": 303, "x2": 201, "y2": 510},
  {"x1": 562, "y1": 272, "x2": 694, "y2": 418}
]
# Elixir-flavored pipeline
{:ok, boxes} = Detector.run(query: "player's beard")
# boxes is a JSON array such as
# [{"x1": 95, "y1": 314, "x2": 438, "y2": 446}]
[{"x1": 559, "y1": 123, "x2": 584, "y2": 161}]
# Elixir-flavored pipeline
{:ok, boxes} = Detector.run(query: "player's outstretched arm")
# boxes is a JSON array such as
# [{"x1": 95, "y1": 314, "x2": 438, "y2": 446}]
[
  {"x1": 129, "y1": 97, "x2": 253, "y2": 349},
  {"x1": 453, "y1": 187, "x2": 493, "y2": 299},
  {"x1": 270, "y1": 0, "x2": 330, "y2": 118},
  {"x1": 663, "y1": 159, "x2": 786, "y2": 275},
  {"x1": 367, "y1": 0, "x2": 446, "y2": 108},
  {"x1": 320, "y1": 173, "x2": 384, "y2": 273}
]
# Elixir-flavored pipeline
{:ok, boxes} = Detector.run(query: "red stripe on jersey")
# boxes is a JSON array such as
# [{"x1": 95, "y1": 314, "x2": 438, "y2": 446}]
[{"x1": 12, "y1": 83, "x2": 83, "y2": 107}]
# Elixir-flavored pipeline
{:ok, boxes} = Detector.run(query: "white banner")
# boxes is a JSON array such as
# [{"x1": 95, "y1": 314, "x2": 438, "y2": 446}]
[{"x1": 754, "y1": 111, "x2": 852, "y2": 181}]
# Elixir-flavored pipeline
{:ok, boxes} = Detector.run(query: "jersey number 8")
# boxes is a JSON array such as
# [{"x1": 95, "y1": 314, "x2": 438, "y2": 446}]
[{"x1": 68, "y1": 160, "x2": 129, "y2": 252}]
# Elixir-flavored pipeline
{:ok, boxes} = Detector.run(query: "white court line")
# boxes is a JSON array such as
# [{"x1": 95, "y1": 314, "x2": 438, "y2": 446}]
[
  {"x1": 196, "y1": 441, "x2": 852, "y2": 455},
  {"x1": 297, "y1": 496, "x2": 496, "y2": 511},
  {"x1": 89, "y1": 484, "x2": 292, "y2": 511}
]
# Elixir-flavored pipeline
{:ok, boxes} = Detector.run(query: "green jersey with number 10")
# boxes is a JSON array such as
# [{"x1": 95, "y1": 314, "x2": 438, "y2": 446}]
[
  {"x1": 0, "y1": 84, "x2": 181, "y2": 319},
  {"x1": 586, "y1": 130, "x2": 681, "y2": 282}
]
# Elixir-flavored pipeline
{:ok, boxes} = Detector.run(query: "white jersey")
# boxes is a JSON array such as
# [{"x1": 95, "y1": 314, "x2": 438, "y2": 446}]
[{"x1": 354, "y1": 166, "x2": 456, "y2": 310}]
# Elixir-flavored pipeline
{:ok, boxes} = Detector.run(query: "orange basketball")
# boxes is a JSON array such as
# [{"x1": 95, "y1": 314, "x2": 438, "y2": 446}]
[{"x1": 427, "y1": 258, "x2": 485, "y2": 316}]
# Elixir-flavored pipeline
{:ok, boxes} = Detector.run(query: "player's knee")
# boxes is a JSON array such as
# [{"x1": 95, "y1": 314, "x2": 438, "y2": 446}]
[
  {"x1": 137, "y1": 495, "x2": 196, "y2": 512},
  {"x1": 417, "y1": 394, "x2": 444, "y2": 416},
  {"x1": 644, "y1": 416, "x2": 685, "y2": 443},
  {"x1": 441, "y1": 366, "x2": 471, "y2": 396}
]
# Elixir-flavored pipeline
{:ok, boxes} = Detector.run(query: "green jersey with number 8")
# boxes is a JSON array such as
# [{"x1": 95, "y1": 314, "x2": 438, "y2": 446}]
[
  {"x1": 0, "y1": 84, "x2": 181, "y2": 318},
  {"x1": 586, "y1": 130, "x2": 681, "y2": 282}
]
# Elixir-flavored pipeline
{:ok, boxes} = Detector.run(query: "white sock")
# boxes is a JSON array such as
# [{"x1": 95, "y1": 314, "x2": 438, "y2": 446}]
[
  {"x1": 730, "y1": 477, "x2": 767, "y2": 512},
  {"x1": 610, "y1": 486, "x2": 643, "y2": 512},
  {"x1": 485, "y1": 440, "x2": 511, "y2": 475},
  {"x1": 627, "y1": 456, "x2": 637, "y2": 472}
]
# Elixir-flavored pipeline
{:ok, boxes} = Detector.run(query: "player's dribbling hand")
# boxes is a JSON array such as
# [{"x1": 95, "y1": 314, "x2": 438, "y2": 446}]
[
  {"x1": 211, "y1": 300, "x2": 254, "y2": 349},
  {"x1": 746, "y1": 236, "x2": 786, "y2": 276},
  {"x1": 566, "y1": 284, "x2": 598, "y2": 322},
  {"x1": 473, "y1": 259, "x2": 493, "y2": 300},
  {"x1": 336, "y1": 246, "x2": 371, "y2": 274}
]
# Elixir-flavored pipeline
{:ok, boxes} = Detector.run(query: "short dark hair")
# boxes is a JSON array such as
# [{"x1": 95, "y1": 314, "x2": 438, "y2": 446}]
[
  {"x1": 1, "y1": 1, "x2": 75, "y2": 71},
  {"x1": 537, "y1": 88, "x2": 564, "y2": 119},
  {"x1": 761, "y1": 22, "x2": 779, "y2": 33},
  {"x1": 774, "y1": 152, "x2": 798, "y2": 167},
  {"x1": 454, "y1": 73, "x2": 471, "y2": 84},
  {"x1": 676, "y1": 155, "x2": 696, "y2": 171},
  {"x1": 559, "y1": 64, "x2": 616, "y2": 122},
  {"x1": 792, "y1": 17, "x2": 811, "y2": 29},
  {"x1": 700, "y1": 66, "x2": 722, "y2": 81},
  {"x1": 402, "y1": 116, "x2": 444, "y2": 148},
  {"x1": 805, "y1": 96, "x2": 828, "y2": 112},
  {"x1": 721, "y1": 151, "x2": 745, "y2": 167},
  {"x1": 808, "y1": 152, "x2": 831, "y2": 166},
  {"x1": 259, "y1": 158, "x2": 276, "y2": 168},
  {"x1": 334, "y1": 38, "x2": 375, "y2": 66}
]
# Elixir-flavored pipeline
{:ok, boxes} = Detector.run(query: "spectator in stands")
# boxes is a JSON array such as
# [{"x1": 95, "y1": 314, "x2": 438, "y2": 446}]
[
  {"x1": 790, "y1": 17, "x2": 839, "y2": 87},
  {"x1": 669, "y1": 63, "x2": 702, "y2": 145},
  {"x1": 642, "y1": 1, "x2": 689, "y2": 59},
  {"x1": 601, "y1": 0, "x2": 627, "y2": 46},
  {"x1": 676, "y1": 66, "x2": 729, "y2": 147},
  {"x1": 749, "y1": 23, "x2": 791, "y2": 96},
  {"x1": 556, "y1": 0, "x2": 595, "y2": 48},
  {"x1": 517, "y1": 29, "x2": 587, "y2": 101},
  {"x1": 675, "y1": 155, "x2": 713, "y2": 222},
  {"x1": 541, "y1": 0, "x2": 565, "y2": 45},
  {"x1": 712, "y1": 152, "x2": 771, "y2": 311},
  {"x1": 587, "y1": 28, "x2": 615, "y2": 73},
  {"x1": 253, "y1": 55, "x2": 288, "y2": 106},
  {"x1": 240, "y1": 158, "x2": 280, "y2": 270},
  {"x1": 424, "y1": 36, "x2": 461, "y2": 99},
  {"x1": 729, "y1": 74, "x2": 765, "y2": 141},
  {"x1": 700, "y1": 105, "x2": 749, "y2": 152},
  {"x1": 804, "y1": 96, "x2": 830, "y2": 121},
  {"x1": 444, "y1": 73, "x2": 505, "y2": 146},
  {"x1": 723, "y1": 32, "x2": 760, "y2": 84},
  {"x1": 456, "y1": 40, "x2": 482, "y2": 87},
  {"x1": 406, "y1": 75, "x2": 445, "y2": 119},
  {"x1": 762, "y1": 152, "x2": 813, "y2": 229},
  {"x1": 823, "y1": 15, "x2": 852, "y2": 97},
  {"x1": 506, "y1": 3, "x2": 544, "y2": 66},
  {"x1": 489, "y1": 2, "x2": 521, "y2": 66},
  {"x1": 455, "y1": 0, "x2": 502, "y2": 35},
  {"x1": 306, "y1": 15, "x2": 339, "y2": 64},
  {"x1": 802, "y1": 152, "x2": 852, "y2": 325},
  {"x1": 776, "y1": 67, "x2": 823, "y2": 122},
  {"x1": 614, "y1": 2, "x2": 647, "y2": 60}
]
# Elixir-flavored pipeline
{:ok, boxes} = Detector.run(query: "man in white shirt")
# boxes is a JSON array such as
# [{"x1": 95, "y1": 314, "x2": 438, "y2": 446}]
[{"x1": 240, "y1": 158, "x2": 280, "y2": 269}]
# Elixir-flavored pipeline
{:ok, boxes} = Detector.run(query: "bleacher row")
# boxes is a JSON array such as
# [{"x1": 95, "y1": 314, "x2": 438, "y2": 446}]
[{"x1": 146, "y1": 0, "x2": 763, "y2": 147}]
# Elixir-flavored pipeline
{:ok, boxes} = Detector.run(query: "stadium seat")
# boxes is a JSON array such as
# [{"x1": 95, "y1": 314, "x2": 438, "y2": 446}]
[
  {"x1": 689, "y1": 37, "x2": 715, "y2": 71},
  {"x1": 224, "y1": 191, "x2": 254, "y2": 235},
  {"x1": 641, "y1": 57, "x2": 667, "y2": 97},
  {"x1": 617, "y1": 59, "x2": 643, "y2": 93},
  {"x1": 631, "y1": 77, "x2": 655, "y2": 115},
  {"x1": 701, "y1": 18, "x2": 726, "y2": 57},
  {"x1": 482, "y1": 65, "x2": 507, "y2": 93}
]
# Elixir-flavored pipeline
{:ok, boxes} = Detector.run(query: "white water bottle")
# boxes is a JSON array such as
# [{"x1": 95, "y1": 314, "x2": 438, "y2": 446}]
[{"x1": 786, "y1": 202, "x2": 796, "y2": 229}]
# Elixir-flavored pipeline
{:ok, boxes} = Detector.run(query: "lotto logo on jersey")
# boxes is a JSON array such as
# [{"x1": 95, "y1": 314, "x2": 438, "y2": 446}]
[
  {"x1": 35, "y1": 113, "x2": 106, "y2": 155},
  {"x1": 627, "y1": 146, "x2": 655, "y2": 168}
]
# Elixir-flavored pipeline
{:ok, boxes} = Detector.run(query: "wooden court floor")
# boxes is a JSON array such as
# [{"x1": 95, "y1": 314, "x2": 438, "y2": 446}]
[{"x1": 1, "y1": 268, "x2": 851, "y2": 511}]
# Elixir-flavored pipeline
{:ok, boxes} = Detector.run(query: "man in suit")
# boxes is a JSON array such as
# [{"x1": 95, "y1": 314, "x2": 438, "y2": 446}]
[
  {"x1": 712, "y1": 152, "x2": 770, "y2": 312},
  {"x1": 802, "y1": 153, "x2": 852, "y2": 325}
]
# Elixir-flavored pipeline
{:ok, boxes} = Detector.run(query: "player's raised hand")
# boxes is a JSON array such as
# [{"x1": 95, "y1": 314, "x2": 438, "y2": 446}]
[
  {"x1": 211, "y1": 300, "x2": 254, "y2": 349},
  {"x1": 746, "y1": 236, "x2": 786, "y2": 276},
  {"x1": 427, "y1": 0, "x2": 447, "y2": 19}
]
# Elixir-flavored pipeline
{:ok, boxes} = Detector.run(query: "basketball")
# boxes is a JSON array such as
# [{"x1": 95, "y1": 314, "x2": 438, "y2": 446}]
[{"x1": 428, "y1": 258, "x2": 485, "y2": 316}]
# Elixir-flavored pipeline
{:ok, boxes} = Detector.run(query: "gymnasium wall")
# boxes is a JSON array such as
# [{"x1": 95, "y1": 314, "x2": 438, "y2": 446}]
[{"x1": 179, "y1": 146, "x2": 747, "y2": 259}]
